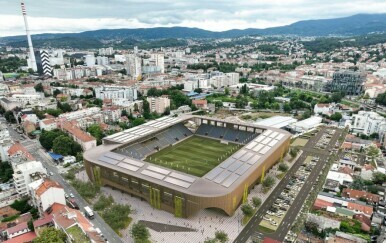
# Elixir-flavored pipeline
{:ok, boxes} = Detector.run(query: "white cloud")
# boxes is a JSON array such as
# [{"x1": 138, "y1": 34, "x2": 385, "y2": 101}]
[{"x1": 0, "y1": 0, "x2": 386, "y2": 36}]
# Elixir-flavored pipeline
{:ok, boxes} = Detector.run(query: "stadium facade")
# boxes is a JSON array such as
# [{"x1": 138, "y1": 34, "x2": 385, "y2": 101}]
[{"x1": 84, "y1": 115, "x2": 291, "y2": 218}]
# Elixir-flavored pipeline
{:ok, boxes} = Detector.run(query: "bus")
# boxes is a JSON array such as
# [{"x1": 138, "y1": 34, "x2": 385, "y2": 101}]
[{"x1": 84, "y1": 206, "x2": 94, "y2": 219}]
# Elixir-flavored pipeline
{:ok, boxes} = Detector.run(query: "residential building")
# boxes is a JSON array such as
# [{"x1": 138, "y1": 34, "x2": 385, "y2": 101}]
[
  {"x1": 95, "y1": 86, "x2": 137, "y2": 101},
  {"x1": 29, "y1": 179, "x2": 65, "y2": 215},
  {"x1": 352, "y1": 111, "x2": 386, "y2": 136},
  {"x1": 60, "y1": 122, "x2": 96, "y2": 151},
  {"x1": 126, "y1": 54, "x2": 142, "y2": 79},
  {"x1": 84, "y1": 54, "x2": 96, "y2": 67},
  {"x1": 39, "y1": 118, "x2": 57, "y2": 131},
  {"x1": 49, "y1": 203, "x2": 104, "y2": 242},
  {"x1": 96, "y1": 56, "x2": 109, "y2": 66},
  {"x1": 147, "y1": 96, "x2": 170, "y2": 114},
  {"x1": 0, "y1": 122, "x2": 13, "y2": 162},
  {"x1": 12, "y1": 161, "x2": 47, "y2": 196},
  {"x1": 0, "y1": 98, "x2": 19, "y2": 111},
  {"x1": 192, "y1": 99, "x2": 208, "y2": 109},
  {"x1": 3, "y1": 222, "x2": 30, "y2": 239},
  {"x1": 342, "y1": 188, "x2": 380, "y2": 203},
  {"x1": 151, "y1": 53, "x2": 165, "y2": 73},
  {"x1": 314, "y1": 103, "x2": 334, "y2": 115},
  {"x1": 35, "y1": 50, "x2": 52, "y2": 76}
]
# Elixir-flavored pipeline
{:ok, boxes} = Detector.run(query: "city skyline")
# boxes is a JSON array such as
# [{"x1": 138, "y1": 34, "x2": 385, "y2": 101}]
[{"x1": 1, "y1": 0, "x2": 386, "y2": 37}]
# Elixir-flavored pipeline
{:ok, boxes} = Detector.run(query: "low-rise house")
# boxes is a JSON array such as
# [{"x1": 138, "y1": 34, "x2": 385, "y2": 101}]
[
  {"x1": 314, "y1": 103, "x2": 334, "y2": 115},
  {"x1": 353, "y1": 214, "x2": 371, "y2": 232},
  {"x1": 39, "y1": 118, "x2": 57, "y2": 131},
  {"x1": 313, "y1": 198, "x2": 334, "y2": 210},
  {"x1": 326, "y1": 171, "x2": 353, "y2": 185},
  {"x1": 2, "y1": 231, "x2": 36, "y2": 243},
  {"x1": 326, "y1": 231, "x2": 367, "y2": 243},
  {"x1": 192, "y1": 99, "x2": 208, "y2": 109},
  {"x1": 48, "y1": 203, "x2": 104, "y2": 242},
  {"x1": 33, "y1": 215, "x2": 54, "y2": 236},
  {"x1": 3, "y1": 222, "x2": 30, "y2": 239},
  {"x1": 347, "y1": 202, "x2": 373, "y2": 217},
  {"x1": 342, "y1": 188, "x2": 380, "y2": 204}
]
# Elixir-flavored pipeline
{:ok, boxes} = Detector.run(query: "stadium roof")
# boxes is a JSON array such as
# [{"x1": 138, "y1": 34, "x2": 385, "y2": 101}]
[
  {"x1": 84, "y1": 115, "x2": 291, "y2": 197},
  {"x1": 254, "y1": 116, "x2": 297, "y2": 128}
]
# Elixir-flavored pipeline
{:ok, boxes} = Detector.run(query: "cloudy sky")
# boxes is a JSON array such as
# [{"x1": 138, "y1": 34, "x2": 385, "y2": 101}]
[{"x1": 1, "y1": 0, "x2": 386, "y2": 37}]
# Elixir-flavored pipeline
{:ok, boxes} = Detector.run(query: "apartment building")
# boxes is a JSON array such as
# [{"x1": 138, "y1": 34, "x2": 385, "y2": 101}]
[
  {"x1": 147, "y1": 96, "x2": 170, "y2": 114},
  {"x1": 61, "y1": 122, "x2": 96, "y2": 151},
  {"x1": 12, "y1": 161, "x2": 47, "y2": 196},
  {"x1": 95, "y1": 86, "x2": 137, "y2": 101},
  {"x1": 29, "y1": 179, "x2": 65, "y2": 215}
]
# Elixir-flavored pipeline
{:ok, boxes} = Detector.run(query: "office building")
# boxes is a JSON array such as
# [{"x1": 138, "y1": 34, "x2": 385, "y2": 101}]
[{"x1": 327, "y1": 71, "x2": 366, "y2": 95}]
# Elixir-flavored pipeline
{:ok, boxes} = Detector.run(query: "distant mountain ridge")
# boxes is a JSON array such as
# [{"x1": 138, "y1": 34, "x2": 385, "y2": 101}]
[{"x1": 1, "y1": 13, "x2": 386, "y2": 47}]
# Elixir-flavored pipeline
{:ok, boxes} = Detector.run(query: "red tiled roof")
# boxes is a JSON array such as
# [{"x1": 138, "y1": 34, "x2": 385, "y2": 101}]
[
  {"x1": 338, "y1": 166, "x2": 354, "y2": 175},
  {"x1": 316, "y1": 103, "x2": 330, "y2": 108},
  {"x1": 347, "y1": 202, "x2": 373, "y2": 215},
  {"x1": 313, "y1": 198, "x2": 333, "y2": 209},
  {"x1": 7, "y1": 142, "x2": 34, "y2": 161},
  {"x1": 6, "y1": 222, "x2": 28, "y2": 235},
  {"x1": 3, "y1": 232, "x2": 36, "y2": 243},
  {"x1": 33, "y1": 215, "x2": 53, "y2": 228},
  {"x1": 42, "y1": 118, "x2": 56, "y2": 125},
  {"x1": 362, "y1": 164, "x2": 375, "y2": 171},
  {"x1": 263, "y1": 237, "x2": 281, "y2": 243},
  {"x1": 35, "y1": 179, "x2": 63, "y2": 197},
  {"x1": 342, "y1": 188, "x2": 380, "y2": 203},
  {"x1": 192, "y1": 99, "x2": 208, "y2": 105},
  {"x1": 61, "y1": 122, "x2": 95, "y2": 143}
]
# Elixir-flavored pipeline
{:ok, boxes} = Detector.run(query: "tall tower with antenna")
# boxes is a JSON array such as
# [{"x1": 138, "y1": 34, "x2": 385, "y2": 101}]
[{"x1": 21, "y1": 1, "x2": 37, "y2": 71}]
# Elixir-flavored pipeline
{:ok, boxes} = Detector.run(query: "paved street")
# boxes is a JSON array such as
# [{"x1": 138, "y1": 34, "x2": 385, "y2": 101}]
[
  {"x1": 3, "y1": 122, "x2": 123, "y2": 243},
  {"x1": 234, "y1": 127, "x2": 343, "y2": 243}
]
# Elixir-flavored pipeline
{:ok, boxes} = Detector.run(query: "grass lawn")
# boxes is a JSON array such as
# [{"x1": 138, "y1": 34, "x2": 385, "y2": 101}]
[
  {"x1": 257, "y1": 224, "x2": 276, "y2": 233},
  {"x1": 145, "y1": 136, "x2": 241, "y2": 177},
  {"x1": 67, "y1": 225, "x2": 91, "y2": 243},
  {"x1": 291, "y1": 138, "x2": 308, "y2": 147}
]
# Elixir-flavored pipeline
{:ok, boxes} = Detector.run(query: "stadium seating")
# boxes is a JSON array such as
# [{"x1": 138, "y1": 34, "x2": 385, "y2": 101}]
[{"x1": 196, "y1": 124, "x2": 258, "y2": 144}]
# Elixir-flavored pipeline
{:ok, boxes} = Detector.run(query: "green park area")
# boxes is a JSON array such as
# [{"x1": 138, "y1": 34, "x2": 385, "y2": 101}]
[{"x1": 145, "y1": 136, "x2": 241, "y2": 177}]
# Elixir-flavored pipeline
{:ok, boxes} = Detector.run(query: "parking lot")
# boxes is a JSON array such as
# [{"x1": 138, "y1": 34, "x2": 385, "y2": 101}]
[{"x1": 259, "y1": 156, "x2": 317, "y2": 241}]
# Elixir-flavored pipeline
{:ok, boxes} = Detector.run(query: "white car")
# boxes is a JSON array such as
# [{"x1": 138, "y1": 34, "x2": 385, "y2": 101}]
[
  {"x1": 267, "y1": 211, "x2": 275, "y2": 216},
  {"x1": 263, "y1": 216, "x2": 271, "y2": 221},
  {"x1": 49, "y1": 172, "x2": 54, "y2": 176},
  {"x1": 70, "y1": 193, "x2": 75, "y2": 198},
  {"x1": 65, "y1": 194, "x2": 69, "y2": 198},
  {"x1": 270, "y1": 221, "x2": 278, "y2": 226}
]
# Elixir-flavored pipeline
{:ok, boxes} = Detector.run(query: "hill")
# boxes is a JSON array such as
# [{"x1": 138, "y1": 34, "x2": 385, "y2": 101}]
[{"x1": 1, "y1": 13, "x2": 386, "y2": 48}]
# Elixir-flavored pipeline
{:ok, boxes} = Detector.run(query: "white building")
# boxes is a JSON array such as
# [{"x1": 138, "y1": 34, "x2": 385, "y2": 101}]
[
  {"x1": 126, "y1": 54, "x2": 142, "y2": 79},
  {"x1": 99, "y1": 47, "x2": 114, "y2": 56},
  {"x1": 11, "y1": 94, "x2": 44, "y2": 106},
  {"x1": 59, "y1": 107, "x2": 101, "y2": 121},
  {"x1": 225, "y1": 72, "x2": 240, "y2": 86},
  {"x1": 184, "y1": 81, "x2": 199, "y2": 92},
  {"x1": 352, "y1": 111, "x2": 386, "y2": 136},
  {"x1": 151, "y1": 53, "x2": 165, "y2": 73},
  {"x1": 96, "y1": 56, "x2": 109, "y2": 66},
  {"x1": 290, "y1": 116, "x2": 323, "y2": 133},
  {"x1": 314, "y1": 103, "x2": 335, "y2": 115},
  {"x1": 39, "y1": 118, "x2": 57, "y2": 131},
  {"x1": 147, "y1": 96, "x2": 170, "y2": 114},
  {"x1": 85, "y1": 54, "x2": 96, "y2": 67},
  {"x1": 95, "y1": 86, "x2": 137, "y2": 101},
  {"x1": 0, "y1": 122, "x2": 12, "y2": 162},
  {"x1": 13, "y1": 161, "x2": 47, "y2": 196},
  {"x1": 29, "y1": 178, "x2": 65, "y2": 215}
]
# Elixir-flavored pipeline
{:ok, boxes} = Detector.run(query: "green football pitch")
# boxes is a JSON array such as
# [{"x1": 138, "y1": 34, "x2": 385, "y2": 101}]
[{"x1": 145, "y1": 136, "x2": 242, "y2": 177}]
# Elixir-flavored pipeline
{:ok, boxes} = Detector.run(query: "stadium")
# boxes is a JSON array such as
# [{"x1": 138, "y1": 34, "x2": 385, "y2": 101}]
[{"x1": 84, "y1": 115, "x2": 291, "y2": 218}]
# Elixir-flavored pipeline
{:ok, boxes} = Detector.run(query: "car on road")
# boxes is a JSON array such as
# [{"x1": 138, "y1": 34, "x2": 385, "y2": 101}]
[
  {"x1": 65, "y1": 193, "x2": 69, "y2": 199},
  {"x1": 70, "y1": 193, "x2": 75, "y2": 198},
  {"x1": 267, "y1": 211, "x2": 275, "y2": 216},
  {"x1": 49, "y1": 172, "x2": 54, "y2": 176}
]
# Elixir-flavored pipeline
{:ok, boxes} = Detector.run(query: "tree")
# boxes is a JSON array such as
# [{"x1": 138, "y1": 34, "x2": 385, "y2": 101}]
[
  {"x1": 262, "y1": 176, "x2": 276, "y2": 189},
  {"x1": 241, "y1": 203, "x2": 254, "y2": 217},
  {"x1": 87, "y1": 124, "x2": 104, "y2": 145},
  {"x1": 94, "y1": 195, "x2": 114, "y2": 211},
  {"x1": 34, "y1": 83, "x2": 44, "y2": 92},
  {"x1": 224, "y1": 87, "x2": 230, "y2": 95},
  {"x1": 33, "y1": 227, "x2": 67, "y2": 243},
  {"x1": 215, "y1": 230, "x2": 228, "y2": 243},
  {"x1": 52, "y1": 135, "x2": 82, "y2": 156},
  {"x1": 4, "y1": 111, "x2": 16, "y2": 123},
  {"x1": 251, "y1": 197, "x2": 261, "y2": 208},
  {"x1": 240, "y1": 84, "x2": 249, "y2": 95},
  {"x1": 302, "y1": 110, "x2": 311, "y2": 120},
  {"x1": 121, "y1": 109, "x2": 129, "y2": 117},
  {"x1": 131, "y1": 118, "x2": 146, "y2": 127},
  {"x1": 130, "y1": 223, "x2": 151, "y2": 243},
  {"x1": 53, "y1": 89, "x2": 62, "y2": 97},
  {"x1": 39, "y1": 130, "x2": 67, "y2": 151},
  {"x1": 330, "y1": 112, "x2": 342, "y2": 121},
  {"x1": 0, "y1": 162, "x2": 13, "y2": 183},
  {"x1": 278, "y1": 163, "x2": 289, "y2": 172},
  {"x1": 372, "y1": 172, "x2": 386, "y2": 185},
  {"x1": 283, "y1": 103, "x2": 291, "y2": 113},
  {"x1": 331, "y1": 92, "x2": 344, "y2": 103},
  {"x1": 194, "y1": 88, "x2": 203, "y2": 94},
  {"x1": 289, "y1": 148, "x2": 299, "y2": 158}
]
